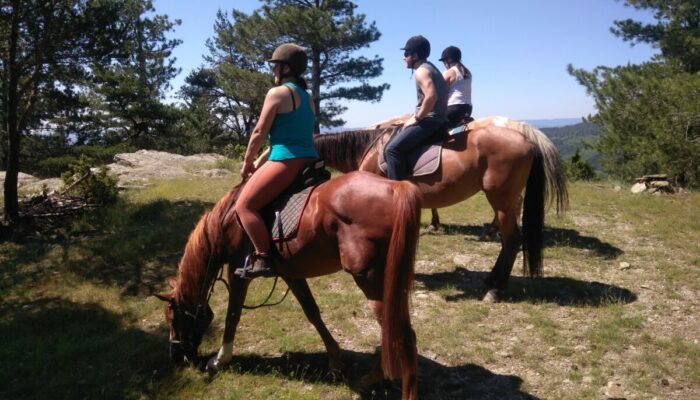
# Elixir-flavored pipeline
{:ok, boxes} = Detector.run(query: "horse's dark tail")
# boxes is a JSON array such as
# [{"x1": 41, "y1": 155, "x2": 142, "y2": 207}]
[
  {"x1": 522, "y1": 154, "x2": 545, "y2": 277},
  {"x1": 520, "y1": 122, "x2": 568, "y2": 277},
  {"x1": 381, "y1": 181, "x2": 422, "y2": 380}
]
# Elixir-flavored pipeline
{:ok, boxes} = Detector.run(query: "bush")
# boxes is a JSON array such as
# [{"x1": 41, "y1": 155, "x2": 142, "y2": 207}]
[
  {"x1": 35, "y1": 155, "x2": 79, "y2": 178},
  {"x1": 222, "y1": 143, "x2": 247, "y2": 160},
  {"x1": 61, "y1": 155, "x2": 119, "y2": 204},
  {"x1": 566, "y1": 150, "x2": 597, "y2": 181}
]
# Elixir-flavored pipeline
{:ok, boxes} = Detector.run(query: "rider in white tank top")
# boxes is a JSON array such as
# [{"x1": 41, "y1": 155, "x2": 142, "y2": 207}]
[
  {"x1": 439, "y1": 46, "x2": 473, "y2": 128},
  {"x1": 447, "y1": 65, "x2": 471, "y2": 106}
]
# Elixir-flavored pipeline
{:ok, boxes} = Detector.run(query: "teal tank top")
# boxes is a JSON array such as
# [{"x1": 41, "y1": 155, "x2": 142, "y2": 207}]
[{"x1": 268, "y1": 82, "x2": 318, "y2": 161}]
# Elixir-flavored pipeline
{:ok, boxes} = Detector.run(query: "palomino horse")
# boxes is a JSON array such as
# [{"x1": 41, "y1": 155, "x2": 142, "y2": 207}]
[
  {"x1": 314, "y1": 116, "x2": 568, "y2": 303},
  {"x1": 156, "y1": 171, "x2": 422, "y2": 399}
]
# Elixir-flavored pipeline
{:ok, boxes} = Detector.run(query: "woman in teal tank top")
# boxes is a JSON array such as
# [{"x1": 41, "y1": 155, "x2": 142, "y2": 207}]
[{"x1": 234, "y1": 43, "x2": 318, "y2": 278}]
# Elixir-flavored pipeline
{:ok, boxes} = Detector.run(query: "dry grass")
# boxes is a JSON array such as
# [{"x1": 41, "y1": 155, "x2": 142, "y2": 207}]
[{"x1": 1, "y1": 178, "x2": 699, "y2": 399}]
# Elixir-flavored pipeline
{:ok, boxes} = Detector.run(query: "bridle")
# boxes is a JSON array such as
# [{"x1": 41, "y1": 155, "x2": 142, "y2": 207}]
[
  {"x1": 168, "y1": 212, "x2": 221, "y2": 356},
  {"x1": 167, "y1": 183, "x2": 289, "y2": 355}
]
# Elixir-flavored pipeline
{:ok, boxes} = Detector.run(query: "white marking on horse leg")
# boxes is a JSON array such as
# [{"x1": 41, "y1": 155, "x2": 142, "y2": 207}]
[{"x1": 215, "y1": 342, "x2": 234, "y2": 365}]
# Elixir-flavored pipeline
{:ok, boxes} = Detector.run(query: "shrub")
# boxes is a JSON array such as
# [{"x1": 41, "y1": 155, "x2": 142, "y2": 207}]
[
  {"x1": 222, "y1": 143, "x2": 247, "y2": 160},
  {"x1": 566, "y1": 150, "x2": 597, "y2": 181},
  {"x1": 61, "y1": 155, "x2": 119, "y2": 204},
  {"x1": 35, "y1": 155, "x2": 78, "y2": 178}
]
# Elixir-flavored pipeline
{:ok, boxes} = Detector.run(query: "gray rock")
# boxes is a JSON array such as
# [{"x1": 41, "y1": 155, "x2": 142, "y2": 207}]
[{"x1": 604, "y1": 381, "x2": 626, "y2": 399}]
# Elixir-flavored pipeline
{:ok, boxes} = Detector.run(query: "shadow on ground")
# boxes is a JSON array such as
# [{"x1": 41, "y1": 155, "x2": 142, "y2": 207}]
[
  {"x1": 0, "y1": 298, "x2": 172, "y2": 400},
  {"x1": 416, "y1": 267, "x2": 637, "y2": 306},
  {"x1": 1, "y1": 199, "x2": 211, "y2": 298},
  {"x1": 416, "y1": 267, "x2": 637, "y2": 307},
  {"x1": 209, "y1": 349, "x2": 539, "y2": 399},
  {"x1": 428, "y1": 223, "x2": 624, "y2": 260}
]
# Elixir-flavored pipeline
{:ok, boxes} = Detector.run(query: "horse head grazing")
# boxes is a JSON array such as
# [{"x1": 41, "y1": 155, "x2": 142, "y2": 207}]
[
  {"x1": 156, "y1": 185, "x2": 243, "y2": 364},
  {"x1": 157, "y1": 288, "x2": 214, "y2": 364}
]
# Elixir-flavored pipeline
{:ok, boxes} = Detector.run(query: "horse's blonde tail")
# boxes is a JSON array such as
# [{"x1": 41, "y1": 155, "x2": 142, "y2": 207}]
[
  {"x1": 381, "y1": 181, "x2": 421, "y2": 380},
  {"x1": 517, "y1": 122, "x2": 569, "y2": 214},
  {"x1": 514, "y1": 122, "x2": 568, "y2": 277}
]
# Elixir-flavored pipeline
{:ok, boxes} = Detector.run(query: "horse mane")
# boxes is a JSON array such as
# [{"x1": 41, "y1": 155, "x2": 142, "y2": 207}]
[
  {"x1": 175, "y1": 182, "x2": 245, "y2": 305},
  {"x1": 314, "y1": 129, "x2": 384, "y2": 170}
]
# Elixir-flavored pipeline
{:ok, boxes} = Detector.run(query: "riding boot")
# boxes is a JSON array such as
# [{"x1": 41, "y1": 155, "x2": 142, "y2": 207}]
[{"x1": 234, "y1": 253, "x2": 275, "y2": 279}]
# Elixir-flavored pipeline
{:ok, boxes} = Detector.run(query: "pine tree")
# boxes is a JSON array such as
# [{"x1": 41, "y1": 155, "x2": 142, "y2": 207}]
[
  {"x1": 187, "y1": 0, "x2": 388, "y2": 134},
  {"x1": 568, "y1": 0, "x2": 700, "y2": 186}
]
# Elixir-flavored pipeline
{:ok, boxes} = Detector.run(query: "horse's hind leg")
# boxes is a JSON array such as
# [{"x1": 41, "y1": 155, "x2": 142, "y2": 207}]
[
  {"x1": 285, "y1": 278, "x2": 342, "y2": 372},
  {"x1": 429, "y1": 208, "x2": 441, "y2": 230},
  {"x1": 208, "y1": 275, "x2": 251, "y2": 373},
  {"x1": 483, "y1": 194, "x2": 523, "y2": 303}
]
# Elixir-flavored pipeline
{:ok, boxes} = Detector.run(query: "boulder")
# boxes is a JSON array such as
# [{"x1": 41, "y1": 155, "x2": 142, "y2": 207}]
[{"x1": 630, "y1": 182, "x2": 647, "y2": 194}]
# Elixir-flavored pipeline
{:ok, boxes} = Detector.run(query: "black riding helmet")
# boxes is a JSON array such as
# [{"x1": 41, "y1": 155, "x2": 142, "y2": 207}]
[
  {"x1": 268, "y1": 43, "x2": 308, "y2": 76},
  {"x1": 439, "y1": 46, "x2": 461, "y2": 63},
  {"x1": 401, "y1": 35, "x2": 430, "y2": 59}
]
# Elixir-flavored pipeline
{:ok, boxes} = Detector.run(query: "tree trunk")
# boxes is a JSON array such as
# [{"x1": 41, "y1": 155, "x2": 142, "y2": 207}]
[
  {"x1": 3, "y1": 1, "x2": 21, "y2": 226},
  {"x1": 311, "y1": 47, "x2": 321, "y2": 134}
]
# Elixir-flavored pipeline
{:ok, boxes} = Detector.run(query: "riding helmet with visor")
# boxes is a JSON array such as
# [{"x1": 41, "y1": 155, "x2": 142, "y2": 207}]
[
  {"x1": 268, "y1": 43, "x2": 308, "y2": 76},
  {"x1": 401, "y1": 35, "x2": 431, "y2": 59},
  {"x1": 439, "y1": 46, "x2": 462, "y2": 63}
]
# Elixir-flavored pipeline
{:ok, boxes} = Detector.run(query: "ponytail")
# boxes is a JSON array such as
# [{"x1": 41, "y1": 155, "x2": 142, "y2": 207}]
[
  {"x1": 457, "y1": 62, "x2": 471, "y2": 80},
  {"x1": 295, "y1": 76, "x2": 308, "y2": 90}
]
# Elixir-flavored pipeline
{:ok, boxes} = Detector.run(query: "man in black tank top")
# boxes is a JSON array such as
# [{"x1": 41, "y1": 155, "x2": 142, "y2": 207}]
[{"x1": 384, "y1": 35, "x2": 449, "y2": 180}]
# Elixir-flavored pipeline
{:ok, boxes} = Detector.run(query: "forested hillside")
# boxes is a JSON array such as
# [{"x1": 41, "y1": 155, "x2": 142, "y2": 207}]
[{"x1": 541, "y1": 122, "x2": 601, "y2": 166}]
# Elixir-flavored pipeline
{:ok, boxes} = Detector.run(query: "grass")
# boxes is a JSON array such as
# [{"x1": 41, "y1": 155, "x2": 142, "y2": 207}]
[{"x1": 1, "y1": 176, "x2": 699, "y2": 399}]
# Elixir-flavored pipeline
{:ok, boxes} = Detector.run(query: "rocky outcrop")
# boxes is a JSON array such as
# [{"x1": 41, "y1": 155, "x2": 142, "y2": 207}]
[
  {"x1": 630, "y1": 174, "x2": 675, "y2": 194},
  {"x1": 1, "y1": 150, "x2": 233, "y2": 195}
]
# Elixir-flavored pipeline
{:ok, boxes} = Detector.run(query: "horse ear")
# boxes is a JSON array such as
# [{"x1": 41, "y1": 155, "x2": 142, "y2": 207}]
[{"x1": 154, "y1": 293, "x2": 172, "y2": 302}]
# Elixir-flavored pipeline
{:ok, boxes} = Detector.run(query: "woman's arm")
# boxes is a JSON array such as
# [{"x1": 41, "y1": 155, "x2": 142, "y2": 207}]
[
  {"x1": 443, "y1": 67, "x2": 456, "y2": 86},
  {"x1": 241, "y1": 88, "x2": 282, "y2": 177}
]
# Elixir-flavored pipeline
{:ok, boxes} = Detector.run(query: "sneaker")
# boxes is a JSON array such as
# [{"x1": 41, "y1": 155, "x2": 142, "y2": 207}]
[{"x1": 234, "y1": 253, "x2": 275, "y2": 279}]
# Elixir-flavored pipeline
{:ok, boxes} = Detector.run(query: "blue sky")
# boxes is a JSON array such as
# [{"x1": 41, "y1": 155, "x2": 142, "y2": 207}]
[{"x1": 152, "y1": 0, "x2": 657, "y2": 127}]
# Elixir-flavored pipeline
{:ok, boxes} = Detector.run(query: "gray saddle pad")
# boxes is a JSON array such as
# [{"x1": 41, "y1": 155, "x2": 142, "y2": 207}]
[
  {"x1": 377, "y1": 127, "x2": 443, "y2": 177},
  {"x1": 264, "y1": 186, "x2": 316, "y2": 242}
]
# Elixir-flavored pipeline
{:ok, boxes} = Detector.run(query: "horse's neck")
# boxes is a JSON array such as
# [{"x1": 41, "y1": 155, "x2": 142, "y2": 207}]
[
  {"x1": 174, "y1": 209, "x2": 223, "y2": 308},
  {"x1": 359, "y1": 146, "x2": 380, "y2": 173},
  {"x1": 358, "y1": 132, "x2": 390, "y2": 173}
]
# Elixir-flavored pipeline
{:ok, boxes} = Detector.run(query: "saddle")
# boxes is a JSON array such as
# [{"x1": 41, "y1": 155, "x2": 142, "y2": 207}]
[{"x1": 261, "y1": 159, "x2": 331, "y2": 242}]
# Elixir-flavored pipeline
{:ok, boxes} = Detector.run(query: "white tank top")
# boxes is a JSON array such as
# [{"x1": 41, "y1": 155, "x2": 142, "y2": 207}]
[{"x1": 447, "y1": 65, "x2": 472, "y2": 106}]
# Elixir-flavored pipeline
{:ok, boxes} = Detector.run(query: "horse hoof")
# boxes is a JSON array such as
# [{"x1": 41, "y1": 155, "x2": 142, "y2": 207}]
[
  {"x1": 483, "y1": 289, "x2": 500, "y2": 303},
  {"x1": 206, "y1": 356, "x2": 221, "y2": 376}
]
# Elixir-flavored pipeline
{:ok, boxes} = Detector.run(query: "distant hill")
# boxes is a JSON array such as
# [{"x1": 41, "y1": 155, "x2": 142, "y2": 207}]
[
  {"x1": 525, "y1": 118, "x2": 583, "y2": 129},
  {"x1": 541, "y1": 121, "x2": 601, "y2": 167}
]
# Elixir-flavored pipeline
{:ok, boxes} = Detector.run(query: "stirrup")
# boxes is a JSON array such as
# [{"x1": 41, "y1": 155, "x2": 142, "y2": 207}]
[{"x1": 234, "y1": 253, "x2": 275, "y2": 279}]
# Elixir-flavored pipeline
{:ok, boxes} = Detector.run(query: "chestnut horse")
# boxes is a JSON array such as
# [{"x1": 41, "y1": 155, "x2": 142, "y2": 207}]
[
  {"x1": 157, "y1": 171, "x2": 422, "y2": 399},
  {"x1": 314, "y1": 116, "x2": 568, "y2": 303}
]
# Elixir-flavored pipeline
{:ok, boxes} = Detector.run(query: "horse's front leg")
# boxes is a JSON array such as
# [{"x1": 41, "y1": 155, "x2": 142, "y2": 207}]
[
  {"x1": 285, "y1": 278, "x2": 342, "y2": 372},
  {"x1": 207, "y1": 274, "x2": 251, "y2": 374}
]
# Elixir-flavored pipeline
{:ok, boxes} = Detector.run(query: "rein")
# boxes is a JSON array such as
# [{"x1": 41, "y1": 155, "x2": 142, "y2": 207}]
[
  {"x1": 357, "y1": 125, "x2": 396, "y2": 170},
  {"x1": 357, "y1": 128, "x2": 391, "y2": 170}
]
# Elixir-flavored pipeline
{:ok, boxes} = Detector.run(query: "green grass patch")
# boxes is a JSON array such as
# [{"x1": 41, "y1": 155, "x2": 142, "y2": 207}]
[{"x1": 2, "y1": 179, "x2": 700, "y2": 399}]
